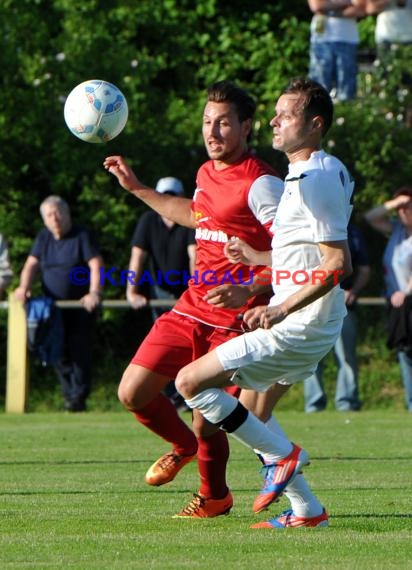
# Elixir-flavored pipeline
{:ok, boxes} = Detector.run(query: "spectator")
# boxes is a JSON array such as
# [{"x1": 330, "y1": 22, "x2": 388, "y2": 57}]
[
  {"x1": 127, "y1": 176, "x2": 196, "y2": 409},
  {"x1": 366, "y1": 0, "x2": 412, "y2": 61},
  {"x1": 304, "y1": 223, "x2": 371, "y2": 412},
  {"x1": 0, "y1": 234, "x2": 13, "y2": 298},
  {"x1": 308, "y1": 0, "x2": 367, "y2": 101},
  {"x1": 127, "y1": 177, "x2": 196, "y2": 316},
  {"x1": 366, "y1": 0, "x2": 412, "y2": 125},
  {"x1": 14, "y1": 196, "x2": 103, "y2": 412},
  {"x1": 365, "y1": 186, "x2": 412, "y2": 411}
]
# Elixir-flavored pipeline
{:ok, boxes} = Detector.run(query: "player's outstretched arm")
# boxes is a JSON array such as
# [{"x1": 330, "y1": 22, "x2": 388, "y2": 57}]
[
  {"x1": 103, "y1": 155, "x2": 143, "y2": 192},
  {"x1": 104, "y1": 155, "x2": 195, "y2": 228}
]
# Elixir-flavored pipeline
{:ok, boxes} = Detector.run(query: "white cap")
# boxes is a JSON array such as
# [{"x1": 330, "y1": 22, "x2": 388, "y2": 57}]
[{"x1": 155, "y1": 177, "x2": 184, "y2": 195}]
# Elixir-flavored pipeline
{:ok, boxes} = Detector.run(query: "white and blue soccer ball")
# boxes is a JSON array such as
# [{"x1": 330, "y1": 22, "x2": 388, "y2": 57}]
[{"x1": 63, "y1": 79, "x2": 128, "y2": 143}]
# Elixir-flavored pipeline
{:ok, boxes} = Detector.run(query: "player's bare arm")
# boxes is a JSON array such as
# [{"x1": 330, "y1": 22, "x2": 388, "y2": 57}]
[
  {"x1": 204, "y1": 267, "x2": 273, "y2": 309},
  {"x1": 244, "y1": 240, "x2": 352, "y2": 330},
  {"x1": 104, "y1": 155, "x2": 196, "y2": 228},
  {"x1": 364, "y1": 194, "x2": 411, "y2": 238},
  {"x1": 81, "y1": 255, "x2": 104, "y2": 313},
  {"x1": 270, "y1": 240, "x2": 351, "y2": 327},
  {"x1": 14, "y1": 255, "x2": 40, "y2": 301}
]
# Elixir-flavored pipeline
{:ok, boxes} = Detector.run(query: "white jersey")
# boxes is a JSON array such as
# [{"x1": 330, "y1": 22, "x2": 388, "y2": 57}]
[
  {"x1": 269, "y1": 150, "x2": 354, "y2": 325},
  {"x1": 375, "y1": 1, "x2": 412, "y2": 44}
]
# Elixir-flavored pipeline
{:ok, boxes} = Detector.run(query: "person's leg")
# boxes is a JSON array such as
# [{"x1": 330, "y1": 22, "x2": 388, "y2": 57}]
[
  {"x1": 334, "y1": 310, "x2": 361, "y2": 410},
  {"x1": 303, "y1": 363, "x2": 327, "y2": 413},
  {"x1": 240, "y1": 386, "x2": 325, "y2": 521},
  {"x1": 150, "y1": 286, "x2": 185, "y2": 410},
  {"x1": 335, "y1": 41, "x2": 358, "y2": 101},
  {"x1": 66, "y1": 309, "x2": 95, "y2": 409},
  {"x1": 55, "y1": 309, "x2": 92, "y2": 411},
  {"x1": 176, "y1": 350, "x2": 309, "y2": 514},
  {"x1": 176, "y1": 318, "x2": 342, "y2": 522},
  {"x1": 397, "y1": 350, "x2": 412, "y2": 411},
  {"x1": 174, "y1": 407, "x2": 234, "y2": 518},
  {"x1": 309, "y1": 41, "x2": 335, "y2": 94},
  {"x1": 55, "y1": 357, "x2": 75, "y2": 410},
  {"x1": 239, "y1": 384, "x2": 290, "y2": 421},
  {"x1": 119, "y1": 362, "x2": 195, "y2": 445},
  {"x1": 174, "y1": 326, "x2": 241, "y2": 518},
  {"x1": 120, "y1": 313, "x2": 200, "y2": 485}
]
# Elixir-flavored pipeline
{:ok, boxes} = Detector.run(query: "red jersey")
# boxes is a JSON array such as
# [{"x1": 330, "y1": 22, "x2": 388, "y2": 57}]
[{"x1": 173, "y1": 152, "x2": 283, "y2": 331}]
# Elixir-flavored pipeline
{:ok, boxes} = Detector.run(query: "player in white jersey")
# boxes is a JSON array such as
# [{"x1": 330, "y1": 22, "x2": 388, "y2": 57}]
[{"x1": 175, "y1": 77, "x2": 353, "y2": 529}]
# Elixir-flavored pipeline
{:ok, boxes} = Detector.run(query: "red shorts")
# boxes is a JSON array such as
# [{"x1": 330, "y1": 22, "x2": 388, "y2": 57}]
[{"x1": 132, "y1": 311, "x2": 241, "y2": 395}]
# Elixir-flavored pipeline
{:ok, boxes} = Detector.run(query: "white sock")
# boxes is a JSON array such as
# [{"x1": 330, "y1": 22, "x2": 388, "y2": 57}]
[
  {"x1": 185, "y1": 388, "x2": 238, "y2": 423},
  {"x1": 185, "y1": 389, "x2": 293, "y2": 461},
  {"x1": 283, "y1": 475, "x2": 324, "y2": 518},
  {"x1": 257, "y1": 415, "x2": 324, "y2": 518}
]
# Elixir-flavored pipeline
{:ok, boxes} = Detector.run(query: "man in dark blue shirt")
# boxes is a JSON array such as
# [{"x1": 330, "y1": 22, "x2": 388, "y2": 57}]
[{"x1": 14, "y1": 195, "x2": 103, "y2": 411}]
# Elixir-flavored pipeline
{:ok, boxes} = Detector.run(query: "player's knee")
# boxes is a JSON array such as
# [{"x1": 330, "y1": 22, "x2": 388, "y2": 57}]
[
  {"x1": 117, "y1": 367, "x2": 144, "y2": 410},
  {"x1": 175, "y1": 367, "x2": 196, "y2": 400},
  {"x1": 117, "y1": 374, "x2": 134, "y2": 409}
]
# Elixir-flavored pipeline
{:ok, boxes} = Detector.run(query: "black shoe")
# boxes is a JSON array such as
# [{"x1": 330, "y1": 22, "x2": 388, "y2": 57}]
[{"x1": 64, "y1": 399, "x2": 87, "y2": 412}]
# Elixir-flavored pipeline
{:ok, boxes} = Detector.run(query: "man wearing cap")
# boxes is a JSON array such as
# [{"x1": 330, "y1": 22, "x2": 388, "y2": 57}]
[
  {"x1": 127, "y1": 176, "x2": 196, "y2": 314},
  {"x1": 127, "y1": 177, "x2": 196, "y2": 408}
]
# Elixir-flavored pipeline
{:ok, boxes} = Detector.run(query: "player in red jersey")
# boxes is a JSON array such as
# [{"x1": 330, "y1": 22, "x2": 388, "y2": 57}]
[{"x1": 104, "y1": 80, "x2": 283, "y2": 517}]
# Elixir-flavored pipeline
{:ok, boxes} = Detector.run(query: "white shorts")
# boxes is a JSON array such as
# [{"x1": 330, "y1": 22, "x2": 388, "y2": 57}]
[{"x1": 215, "y1": 317, "x2": 343, "y2": 392}]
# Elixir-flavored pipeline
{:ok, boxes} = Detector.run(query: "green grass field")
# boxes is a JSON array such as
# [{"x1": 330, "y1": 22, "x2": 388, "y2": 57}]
[{"x1": 1, "y1": 410, "x2": 411, "y2": 569}]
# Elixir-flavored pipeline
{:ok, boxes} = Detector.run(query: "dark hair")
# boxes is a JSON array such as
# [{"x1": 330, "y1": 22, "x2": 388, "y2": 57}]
[
  {"x1": 283, "y1": 77, "x2": 334, "y2": 136},
  {"x1": 207, "y1": 80, "x2": 256, "y2": 123},
  {"x1": 394, "y1": 186, "x2": 412, "y2": 198}
]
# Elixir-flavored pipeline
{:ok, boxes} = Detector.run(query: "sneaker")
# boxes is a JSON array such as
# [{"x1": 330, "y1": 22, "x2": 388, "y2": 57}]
[
  {"x1": 145, "y1": 450, "x2": 196, "y2": 486},
  {"x1": 174, "y1": 491, "x2": 233, "y2": 518},
  {"x1": 252, "y1": 444, "x2": 309, "y2": 513},
  {"x1": 251, "y1": 508, "x2": 329, "y2": 528}
]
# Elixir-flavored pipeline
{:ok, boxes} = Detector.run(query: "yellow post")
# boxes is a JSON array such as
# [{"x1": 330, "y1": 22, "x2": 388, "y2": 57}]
[{"x1": 5, "y1": 294, "x2": 29, "y2": 413}]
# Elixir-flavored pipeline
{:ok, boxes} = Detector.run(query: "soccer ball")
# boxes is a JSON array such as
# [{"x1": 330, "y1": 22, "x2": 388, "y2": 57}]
[{"x1": 63, "y1": 79, "x2": 128, "y2": 143}]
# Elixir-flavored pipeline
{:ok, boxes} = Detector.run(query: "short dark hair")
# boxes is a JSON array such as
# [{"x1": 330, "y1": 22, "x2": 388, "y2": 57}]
[
  {"x1": 207, "y1": 80, "x2": 256, "y2": 123},
  {"x1": 394, "y1": 186, "x2": 412, "y2": 199},
  {"x1": 283, "y1": 77, "x2": 334, "y2": 136}
]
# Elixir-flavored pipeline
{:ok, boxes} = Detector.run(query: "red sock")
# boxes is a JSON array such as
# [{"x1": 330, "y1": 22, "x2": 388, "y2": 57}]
[
  {"x1": 197, "y1": 431, "x2": 230, "y2": 499},
  {"x1": 226, "y1": 385, "x2": 240, "y2": 398},
  {"x1": 134, "y1": 393, "x2": 198, "y2": 456}
]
